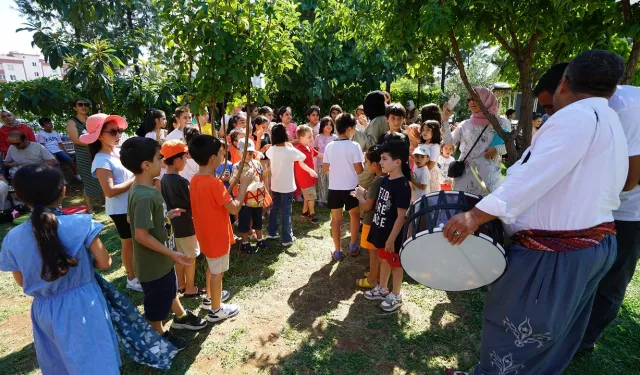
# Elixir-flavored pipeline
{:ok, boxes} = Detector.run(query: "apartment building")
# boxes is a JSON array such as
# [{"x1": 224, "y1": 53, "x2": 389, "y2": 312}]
[{"x1": 0, "y1": 52, "x2": 64, "y2": 83}]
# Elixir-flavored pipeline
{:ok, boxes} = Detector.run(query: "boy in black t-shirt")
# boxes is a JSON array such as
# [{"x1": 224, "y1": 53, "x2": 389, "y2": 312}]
[
  {"x1": 363, "y1": 141, "x2": 411, "y2": 312},
  {"x1": 160, "y1": 140, "x2": 203, "y2": 298}
]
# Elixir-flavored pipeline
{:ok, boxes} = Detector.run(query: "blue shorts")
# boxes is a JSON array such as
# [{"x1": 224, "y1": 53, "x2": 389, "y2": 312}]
[{"x1": 53, "y1": 151, "x2": 73, "y2": 164}]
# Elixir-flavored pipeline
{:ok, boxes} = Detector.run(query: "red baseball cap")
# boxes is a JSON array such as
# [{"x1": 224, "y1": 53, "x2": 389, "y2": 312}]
[{"x1": 79, "y1": 114, "x2": 128, "y2": 145}]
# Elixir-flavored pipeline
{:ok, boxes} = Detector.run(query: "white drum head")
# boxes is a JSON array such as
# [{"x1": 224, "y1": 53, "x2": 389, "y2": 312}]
[{"x1": 400, "y1": 229, "x2": 506, "y2": 291}]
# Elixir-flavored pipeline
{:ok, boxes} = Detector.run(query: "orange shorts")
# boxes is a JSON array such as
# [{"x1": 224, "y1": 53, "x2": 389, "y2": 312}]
[
  {"x1": 377, "y1": 248, "x2": 402, "y2": 268},
  {"x1": 360, "y1": 224, "x2": 376, "y2": 250}
]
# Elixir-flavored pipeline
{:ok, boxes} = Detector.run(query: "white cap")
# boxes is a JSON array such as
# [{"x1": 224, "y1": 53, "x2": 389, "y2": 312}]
[
  {"x1": 237, "y1": 138, "x2": 256, "y2": 153},
  {"x1": 412, "y1": 145, "x2": 429, "y2": 156}
]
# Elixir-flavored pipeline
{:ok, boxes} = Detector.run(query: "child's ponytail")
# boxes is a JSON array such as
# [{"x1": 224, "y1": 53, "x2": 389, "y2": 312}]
[{"x1": 12, "y1": 165, "x2": 77, "y2": 282}]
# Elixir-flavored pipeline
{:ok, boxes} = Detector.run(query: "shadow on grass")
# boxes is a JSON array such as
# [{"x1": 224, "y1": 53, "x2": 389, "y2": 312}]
[
  {"x1": 271, "y1": 262, "x2": 485, "y2": 375},
  {"x1": 0, "y1": 343, "x2": 38, "y2": 375}
]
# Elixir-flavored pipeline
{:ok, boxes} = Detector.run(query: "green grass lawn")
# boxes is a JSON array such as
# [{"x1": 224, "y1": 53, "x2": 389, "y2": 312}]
[{"x1": 0, "y1": 187, "x2": 638, "y2": 374}]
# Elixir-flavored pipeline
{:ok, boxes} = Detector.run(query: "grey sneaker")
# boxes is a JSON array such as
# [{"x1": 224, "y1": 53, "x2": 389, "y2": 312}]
[
  {"x1": 264, "y1": 233, "x2": 279, "y2": 240},
  {"x1": 282, "y1": 236, "x2": 297, "y2": 246},
  {"x1": 206, "y1": 303, "x2": 240, "y2": 323},
  {"x1": 380, "y1": 293, "x2": 403, "y2": 312},
  {"x1": 364, "y1": 285, "x2": 389, "y2": 301}
]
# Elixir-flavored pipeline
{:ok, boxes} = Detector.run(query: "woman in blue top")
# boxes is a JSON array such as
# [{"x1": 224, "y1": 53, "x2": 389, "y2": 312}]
[
  {"x1": 80, "y1": 114, "x2": 140, "y2": 293},
  {"x1": 0, "y1": 165, "x2": 120, "y2": 374}
]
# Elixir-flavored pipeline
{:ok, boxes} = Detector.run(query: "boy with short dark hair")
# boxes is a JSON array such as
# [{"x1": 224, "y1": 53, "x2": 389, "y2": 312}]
[
  {"x1": 160, "y1": 140, "x2": 202, "y2": 298},
  {"x1": 323, "y1": 113, "x2": 365, "y2": 260},
  {"x1": 189, "y1": 135, "x2": 254, "y2": 322},
  {"x1": 295, "y1": 125, "x2": 321, "y2": 224},
  {"x1": 37, "y1": 117, "x2": 80, "y2": 181},
  {"x1": 120, "y1": 137, "x2": 206, "y2": 350},
  {"x1": 378, "y1": 103, "x2": 409, "y2": 147},
  {"x1": 363, "y1": 141, "x2": 411, "y2": 312}
]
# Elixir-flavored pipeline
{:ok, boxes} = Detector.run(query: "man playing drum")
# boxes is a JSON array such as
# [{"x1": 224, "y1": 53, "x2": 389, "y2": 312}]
[{"x1": 443, "y1": 50, "x2": 628, "y2": 375}]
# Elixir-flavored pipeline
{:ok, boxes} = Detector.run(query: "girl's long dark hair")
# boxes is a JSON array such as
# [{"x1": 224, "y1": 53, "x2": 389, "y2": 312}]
[
  {"x1": 13, "y1": 165, "x2": 77, "y2": 282},
  {"x1": 420, "y1": 120, "x2": 442, "y2": 144},
  {"x1": 318, "y1": 116, "x2": 335, "y2": 135},
  {"x1": 138, "y1": 109, "x2": 165, "y2": 137}
]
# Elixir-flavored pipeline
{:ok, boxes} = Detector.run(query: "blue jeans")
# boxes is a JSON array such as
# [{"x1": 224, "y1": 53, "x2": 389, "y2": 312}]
[{"x1": 268, "y1": 192, "x2": 293, "y2": 242}]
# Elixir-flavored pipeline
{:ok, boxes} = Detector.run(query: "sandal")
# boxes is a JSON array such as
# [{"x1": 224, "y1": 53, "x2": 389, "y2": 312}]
[
  {"x1": 178, "y1": 287, "x2": 186, "y2": 294},
  {"x1": 356, "y1": 278, "x2": 375, "y2": 289},
  {"x1": 182, "y1": 287, "x2": 207, "y2": 298},
  {"x1": 364, "y1": 271, "x2": 370, "y2": 278}
]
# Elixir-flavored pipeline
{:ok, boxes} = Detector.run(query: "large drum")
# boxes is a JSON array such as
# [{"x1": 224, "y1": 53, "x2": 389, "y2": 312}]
[{"x1": 400, "y1": 191, "x2": 506, "y2": 291}]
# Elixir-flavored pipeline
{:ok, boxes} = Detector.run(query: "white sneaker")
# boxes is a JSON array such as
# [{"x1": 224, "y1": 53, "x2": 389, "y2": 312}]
[
  {"x1": 206, "y1": 303, "x2": 240, "y2": 322},
  {"x1": 281, "y1": 236, "x2": 297, "y2": 246},
  {"x1": 380, "y1": 293, "x2": 403, "y2": 312},
  {"x1": 264, "y1": 233, "x2": 279, "y2": 240},
  {"x1": 364, "y1": 285, "x2": 389, "y2": 301},
  {"x1": 199, "y1": 291, "x2": 231, "y2": 311},
  {"x1": 126, "y1": 277, "x2": 143, "y2": 292}
]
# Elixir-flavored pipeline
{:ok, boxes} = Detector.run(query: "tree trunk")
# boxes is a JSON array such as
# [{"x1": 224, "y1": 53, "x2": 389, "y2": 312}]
[
  {"x1": 126, "y1": 7, "x2": 140, "y2": 76},
  {"x1": 440, "y1": 56, "x2": 446, "y2": 91},
  {"x1": 385, "y1": 80, "x2": 391, "y2": 93},
  {"x1": 515, "y1": 59, "x2": 534, "y2": 157},
  {"x1": 417, "y1": 77, "x2": 422, "y2": 108},
  {"x1": 622, "y1": 37, "x2": 640, "y2": 85}
]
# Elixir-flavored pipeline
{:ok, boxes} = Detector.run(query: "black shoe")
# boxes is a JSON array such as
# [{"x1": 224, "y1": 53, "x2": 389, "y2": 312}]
[
  {"x1": 301, "y1": 211, "x2": 309, "y2": 218},
  {"x1": 241, "y1": 242, "x2": 255, "y2": 254},
  {"x1": 309, "y1": 214, "x2": 319, "y2": 224},
  {"x1": 163, "y1": 331, "x2": 187, "y2": 351},
  {"x1": 256, "y1": 240, "x2": 269, "y2": 249},
  {"x1": 171, "y1": 310, "x2": 207, "y2": 331}
]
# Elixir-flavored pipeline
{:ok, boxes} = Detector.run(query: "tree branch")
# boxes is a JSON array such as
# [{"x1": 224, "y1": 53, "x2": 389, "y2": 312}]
[
  {"x1": 490, "y1": 28, "x2": 518, "y2": 60},
  {"x1": 448, "y1": 30, "x2": 508, "y2": 142},
  {"x1": 506, "y1": 20, "x2": 521, "y2": 52},
  {"x1": 622, "y1": 0, "x2": 632, "y2": 21},
  {"x1": 622, "y1": 37, "x2": 640, "y2": 84},
  {"x1": 523, "y1": 29, "x2": 542, "y2": 59}
]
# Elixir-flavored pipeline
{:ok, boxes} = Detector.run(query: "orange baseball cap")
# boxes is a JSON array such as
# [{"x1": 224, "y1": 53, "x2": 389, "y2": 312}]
[{"x1": 160, "y1": 139, "x2": 188, "y2": 159}]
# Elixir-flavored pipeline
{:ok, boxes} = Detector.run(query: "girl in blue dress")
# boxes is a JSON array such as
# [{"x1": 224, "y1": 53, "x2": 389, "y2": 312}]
[{"x1": 0, "y1": 165, "x2": 121, "y2": 375}]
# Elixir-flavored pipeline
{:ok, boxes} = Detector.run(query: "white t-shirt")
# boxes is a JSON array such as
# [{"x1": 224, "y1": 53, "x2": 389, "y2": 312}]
[
  {"x1": 312, "y1": 123, "x2": 320, "y2": 136},
  {"x1": 426, "y1": 143, "x2": 440, "y2": 161},
  {"x1": 180, "y1": 158, "x2": 199, "y2": 182},
  {"x1": 91, "y1": 149, "x2": 133, "y2": 215},
  {"x1": 166, "y1": 129, "x2": 184, "y2": 141},
  {"x1": 145, "y1": 130, "x2": 167, "y2": 142},
  {"x1": 437, "y1": 155, "x2": 455, "y2": 183},
  {"x1": 37, "y1": 130, "x2": 63, "y2": 154},
  {"x1": 323, "y1": 139, "x2": 365, "y2": 190},
  {"x1": 609, "y1": 85, "x2": 640, "y2": 221},
  {"x1": 265, "y1": 145, "x2": 306, "y2": 193},
  {"x1": 411, "y1": 165, "x2": 430, "y2": 202}
]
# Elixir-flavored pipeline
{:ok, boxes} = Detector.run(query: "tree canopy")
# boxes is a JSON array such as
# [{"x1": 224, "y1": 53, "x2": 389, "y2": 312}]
[{"x1": 1, "y1": 0, "x2": 637, "y2": 157}]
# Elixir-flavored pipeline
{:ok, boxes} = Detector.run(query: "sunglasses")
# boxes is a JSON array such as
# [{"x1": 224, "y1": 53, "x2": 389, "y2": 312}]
[
  {"x1": 101, "y1": 128, "x2": 125, "y2": 136},
  {"x1": 76, "y1": 102, "x2": 90, "y2": 107},
  {"x1": 466, "y1": 98, "x2": 475, "y2": 103}
]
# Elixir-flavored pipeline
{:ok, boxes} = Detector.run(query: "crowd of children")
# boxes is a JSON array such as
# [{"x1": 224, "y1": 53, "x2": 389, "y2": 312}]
[{"x1": 0, "y1": 95, "x2": 460, "y2": 372}]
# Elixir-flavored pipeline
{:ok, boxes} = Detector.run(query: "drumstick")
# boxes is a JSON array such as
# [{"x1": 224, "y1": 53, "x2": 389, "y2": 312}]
[{"x1": 469, "y1": 162, "x2": 489, "y2": 195}]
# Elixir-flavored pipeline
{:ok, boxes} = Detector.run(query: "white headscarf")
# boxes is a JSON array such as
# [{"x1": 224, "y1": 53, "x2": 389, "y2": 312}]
[{"x1": 407, "y1": 100, "x2": 415, "y2": 111}]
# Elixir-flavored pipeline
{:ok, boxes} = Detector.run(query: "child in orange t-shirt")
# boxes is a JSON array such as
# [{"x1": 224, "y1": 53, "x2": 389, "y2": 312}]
[{"x1": 189, "y1": 135, "x2": 254, "y2": 323}]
